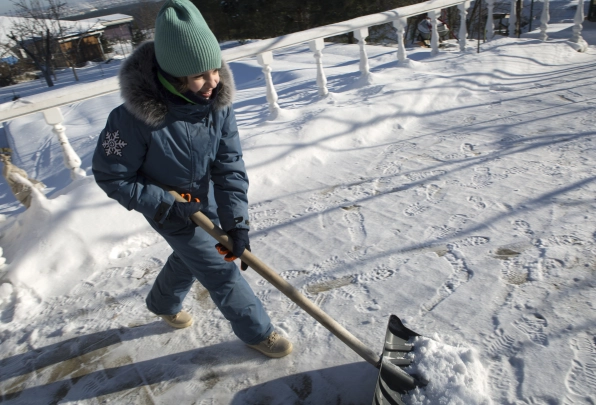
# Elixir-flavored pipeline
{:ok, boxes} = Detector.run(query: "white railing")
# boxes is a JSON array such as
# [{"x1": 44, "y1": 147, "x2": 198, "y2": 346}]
[{"x1": 0, "y1": 0, "x2": 588, "y2": 180}]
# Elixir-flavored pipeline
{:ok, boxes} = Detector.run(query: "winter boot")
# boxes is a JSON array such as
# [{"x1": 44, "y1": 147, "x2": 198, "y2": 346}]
[
  {"x1": 247, "y1": 331, "x2": 293, "y2": 358},
  {"x1": 159, "y1": 310, "x2": 193, "y2": 329}
]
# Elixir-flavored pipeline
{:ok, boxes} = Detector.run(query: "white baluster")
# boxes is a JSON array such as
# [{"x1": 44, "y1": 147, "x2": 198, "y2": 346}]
[
  {"x1": 256, "y1": 51, "x2": 281, "y2": 117},
  {"x1": 308, "y1": 38, "x2": 329, "y2": 96},
  {"x1": 486, "y1": 0, "x2": 495, "y2": 40},
  {"x1": 393, "y1": 18, "x2": 409, "y2": 63},
  {"x1": 429, "y1": 10, "x2": 440, "y2": 56},
  {"x1": 458, "y1": 1, "x2": 471, "y2": 51},
  {"x1": 509, "y1": 0, "x2": 517, "y2": 37},
  {"x1": 570, "y1": 0, "x2": 588, "y2": 51},
  {"x1": 539, "y1": 0, "x2": 550, "y2": 41},
  {"x1": 43, "y1": 107, "x2": 85, "y2": 180},
  {"x1": 353, "y1": 28, "x2": 370, "y2": 76}
]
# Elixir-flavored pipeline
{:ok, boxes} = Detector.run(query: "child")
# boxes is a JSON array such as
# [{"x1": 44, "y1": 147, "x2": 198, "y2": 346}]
[{"x1": 92, "y1": 0, "x2": 292, "y2": 358}]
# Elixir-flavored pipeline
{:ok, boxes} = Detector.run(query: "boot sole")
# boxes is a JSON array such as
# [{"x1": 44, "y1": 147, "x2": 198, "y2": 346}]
[{"x1": 247, "y1": 342, "x2": 293, "y2": 358}]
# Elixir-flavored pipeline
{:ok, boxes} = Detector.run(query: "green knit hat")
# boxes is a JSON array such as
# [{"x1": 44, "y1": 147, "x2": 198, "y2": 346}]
[{"x1": 154, "y1": 0, "x2": 221, "y2": 77}]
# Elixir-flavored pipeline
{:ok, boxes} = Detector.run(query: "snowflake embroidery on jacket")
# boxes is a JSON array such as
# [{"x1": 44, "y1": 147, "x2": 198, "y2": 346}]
[{"x1": 102, "y1": 130, "x2": 128, "y2": 156}]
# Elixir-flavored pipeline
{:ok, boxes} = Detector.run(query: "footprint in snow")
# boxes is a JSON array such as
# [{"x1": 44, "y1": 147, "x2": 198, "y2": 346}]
[
  {"x1": 499, "y1": 257, "x2": 529, "y2": 285},
  {"x1": 374, "y1": 161, "x2": 401, "y2": 175},
  {"x1": 565, "y1": 332, "x2": 596, "y2": 402},
  {"x1": 249, "y1": 208, "x2": 280, "y2": 229},
  {"x1": 421, "y1": 246, "x2": 472, "y2": 312},
  {"x1": 513, "y1": 313, "x2": 549, "y2": 346},
  {"x1": 109, "y1": 231, "x2": 163, "y2": 259},
  {"x1": 458, "y1": 236, "x2": 490, "y2": 247},
  {"x1": 355, "y1": 300, "x2": 382, "y2": 314},
  {"x1": 425, "y1": 184, "x2": 444, "y2": 203},
  {"x1": 343, "y1": 206, "x2": 366, "y2": 246},
  {"x1": 404, "y1": 202, "x2": 428, "y2": 217},
  {"x1": 482, "y1": 328, "x2": 521, "y2": 360},
  {"x1": 356, "y1": 264, "x2": 396, "y2": 283},
  {"x1": 487, "y1": 359, "x2": 518, "y2": 403},
  {"x1": 467, "y1": 195, "x2": 486, "y2": 210},
  {"x1": 512, "y1": 219, "x2": 535, "y2": 237}
]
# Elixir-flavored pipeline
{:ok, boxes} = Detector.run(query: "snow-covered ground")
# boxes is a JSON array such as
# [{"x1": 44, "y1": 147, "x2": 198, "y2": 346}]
[{"x1": 1, "y1": 10, "x2": 596, "y2": 405}]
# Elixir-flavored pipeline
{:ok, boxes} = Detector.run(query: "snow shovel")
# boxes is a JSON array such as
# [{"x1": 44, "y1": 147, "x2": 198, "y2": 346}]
[{"x1": 169, "y1": 191, "x2": 425, "y2": 404}]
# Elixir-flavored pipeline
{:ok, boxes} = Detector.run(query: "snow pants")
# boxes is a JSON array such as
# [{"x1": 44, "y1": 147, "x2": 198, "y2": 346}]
[{"x1": 144, "y1": 214, "x2": 273, "y2": 345}]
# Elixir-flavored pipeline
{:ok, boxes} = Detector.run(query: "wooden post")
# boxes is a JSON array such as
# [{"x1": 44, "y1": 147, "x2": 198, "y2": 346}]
[
  {"x1": 570, "y1": 0, "x2": 589, "y2": 51},
  {"x1": 43, "y1": 107, "x2": 86, "y2": 180},
  {"x1": 429, "y1": 9, "x2": 441, "y2": 56},
  {"x1": 353, "y1": 28, "x2": 370, "y2": 76},
  {"x1": 458, "y1": 1, "x2": 472, "y2": 51},
  {"x1": 308, "y1": 38, "x2": 329, "y2": 96},
  {"x1": 256, "y1": 51, "x2": 281, "y2": 117},
  {"x1": 539, "y1": 0, "x2": 550, "y2": 41},
  {"x1": 393, "y1": 18, "x2": 409, "y2": 63},
  {"x1": 485, "y1": 0, "x2": 495, "y2": 40}
]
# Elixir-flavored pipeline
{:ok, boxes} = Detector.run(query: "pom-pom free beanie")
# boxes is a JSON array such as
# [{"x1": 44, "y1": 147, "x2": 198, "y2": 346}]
[{"x1": 154, "y1": 0, "x2": 221, "y2": 77}]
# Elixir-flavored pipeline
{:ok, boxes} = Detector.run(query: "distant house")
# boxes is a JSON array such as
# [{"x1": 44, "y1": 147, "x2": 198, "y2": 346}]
[
  {"x1": 0, "y1": 15, "x2": 106, "y2": 67},
  {"x1": 76, "y1": 14, "x2": 134, "y2": 41},
  {"x1": 54, "y1": 19, "x2": 106, "y2": 65}
]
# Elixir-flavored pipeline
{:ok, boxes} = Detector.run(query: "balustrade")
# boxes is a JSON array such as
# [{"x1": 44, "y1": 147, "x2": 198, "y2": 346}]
[
  {"x1": 429, "y1": 10, "x2": 441, "y2": 56},
  {"x1": 539, "y1": 0, "x2": 550, "y2": 41},
  {"x1": 42, "y1": 108, "x2": 86, "y2": 180},
  {"x1": 353, "y1": 28, "x2": 371, "y2": 76},
  {"x1": 256, "y1": 51, "x2": 281, "y2": 117},
  {"x1": 458, "y1": 1, "x2": 472, "y2": 51},
  {"x1": 570, "y1": 0, "x2": 589, "y2": 51},
  {"x1": 0, "y1": 0, "x2": 588, "y2": 183},
  {"x1": 309, "y1": 38, "x2": 329, "y2": 96},
  {"x1": 393, "y1": 18, "x2": 409, "y2": 63}
]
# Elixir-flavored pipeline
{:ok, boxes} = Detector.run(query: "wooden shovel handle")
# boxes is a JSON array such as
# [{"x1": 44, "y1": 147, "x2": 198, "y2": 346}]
[{"x1": 169, "y1": 190, "x2": 381, "y2": 368}]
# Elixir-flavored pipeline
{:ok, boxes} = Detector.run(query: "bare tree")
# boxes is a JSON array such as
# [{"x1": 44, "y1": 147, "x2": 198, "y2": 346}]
[
  {"x1": 8, "y1": 0, "x2": 61, "y2": 86},
  {"x1": 7, "y1": 0, "x2": 88, "y2": 86}
]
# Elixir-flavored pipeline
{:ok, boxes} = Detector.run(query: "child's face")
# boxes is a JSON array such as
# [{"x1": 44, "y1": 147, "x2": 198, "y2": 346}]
[{"x1": 186, "y1": 69, "x2": 220, "y2": 99}]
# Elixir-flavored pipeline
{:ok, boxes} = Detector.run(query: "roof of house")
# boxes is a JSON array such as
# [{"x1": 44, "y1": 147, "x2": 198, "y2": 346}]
[
  {"x1": 0, "y1": 15, "x2": 105, "y2": 44},
  {"x1": 76, "y1": 14, "x2": 134, "y2": 27}
]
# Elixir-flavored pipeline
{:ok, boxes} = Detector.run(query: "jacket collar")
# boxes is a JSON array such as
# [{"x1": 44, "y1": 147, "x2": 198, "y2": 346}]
[{"x1": 118, "y1": 41, "x2": 236, "y2": 127}]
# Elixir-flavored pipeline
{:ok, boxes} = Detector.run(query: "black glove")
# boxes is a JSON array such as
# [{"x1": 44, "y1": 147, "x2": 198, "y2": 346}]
[
  {"x1": 166, "y1": 201, "x2": 203, "y2": 225},
  {"x1": 215, "y1": 228, "x2": 251, "y2": 270}
]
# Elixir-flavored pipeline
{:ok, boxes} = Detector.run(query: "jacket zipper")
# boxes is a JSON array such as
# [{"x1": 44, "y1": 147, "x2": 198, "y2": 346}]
[
  {"x1": 187, "y1": 121, "x2": 194, "y2": 193},
  {"x1": 188, "y1": 113, "x2": 210, "y2": 194}
]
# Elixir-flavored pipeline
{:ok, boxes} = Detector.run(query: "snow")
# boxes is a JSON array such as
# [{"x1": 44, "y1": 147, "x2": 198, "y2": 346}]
[
  {"x1": 1, "y1": 10, "x2": 596, "y2": 405},
  {"x1": 407, "y1": 334, "x2": 491, "y2": 405}
]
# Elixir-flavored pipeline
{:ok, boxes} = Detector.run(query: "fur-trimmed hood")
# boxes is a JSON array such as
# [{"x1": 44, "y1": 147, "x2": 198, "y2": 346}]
[{"x1": 118, "y1": 41, "x2": 236, "y2": 127}]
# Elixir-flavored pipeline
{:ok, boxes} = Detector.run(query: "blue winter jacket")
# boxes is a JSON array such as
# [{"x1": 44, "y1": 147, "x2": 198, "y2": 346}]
[{"x1": 92, "y1": 42, "x2": 249, "y2": 232}]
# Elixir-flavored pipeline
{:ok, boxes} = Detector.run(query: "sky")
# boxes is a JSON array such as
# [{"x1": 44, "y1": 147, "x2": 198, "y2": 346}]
[
  {"x1": 0, "y1": 0, "x2": 22, "y2": 15},
  {"x1": 0, "y1": 0, "x2": 115, "y2": 16},
  {"x1": 0, "y1": 0, "x2": 13, "y2": 15},
  {"x1": 0, "y1": 0, "x2": 64, "y2": 15},
  {"x1": 0, "y1": 2, "x2": 595, "y2": 404}
]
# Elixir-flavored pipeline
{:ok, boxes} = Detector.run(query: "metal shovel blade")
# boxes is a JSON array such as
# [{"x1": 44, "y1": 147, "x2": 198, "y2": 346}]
[{"x1": 372, "y1": 315, "x2": 423, "y2": 405}]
